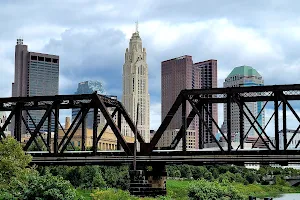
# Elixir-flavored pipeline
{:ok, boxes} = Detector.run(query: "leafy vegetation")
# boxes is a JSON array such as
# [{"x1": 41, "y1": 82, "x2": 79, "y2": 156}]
[
  {"x1": 38, "y1": 165, "x2": 129, "y2": 190},
  {"x1": 2, "y1": 137, "x2": 300, "y2": 199},
  {"x1": 0, "y1": 137, "x2": 79, "y2": 200},
  {"x1": 167, "y1": 164, "x2": 300, "y2": 185},
  {"x1": 188, "y1": 179, "x2": 244, "y2": 199}
]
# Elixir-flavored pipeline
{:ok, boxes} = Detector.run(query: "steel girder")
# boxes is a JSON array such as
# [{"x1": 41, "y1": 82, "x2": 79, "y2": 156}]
[
  {"x1": 149, "y1": 84, "x2": 300, "y2": 154},
  {"x1": 1, "y1": 84, "x2": 300, "y2": 160},
  {"x1": 0, "y1": 93, "x2": 145, "y2": 156}
]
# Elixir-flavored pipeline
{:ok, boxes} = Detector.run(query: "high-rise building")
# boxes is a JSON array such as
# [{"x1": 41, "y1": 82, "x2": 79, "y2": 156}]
[
  {"x1": 161, "y1": 56, "x2": 218, "y2": 149},
  {"x1": 122, "y1": 24, "x2": 150, "y2": 142},
  {"x1": 193, "y1": 60, "x2": 218, "y2": 144},
  {"x1": 72, "y1": 81, "x2": 106, "y2": 129},
  {"x1": 12, "y1": 39, "x2": 59, "y2": 135},
  {"x1": 222, "y1": 65, "x2": 265, "y2": 141}
]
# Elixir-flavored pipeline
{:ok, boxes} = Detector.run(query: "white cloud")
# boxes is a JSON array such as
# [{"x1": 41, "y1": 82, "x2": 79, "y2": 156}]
[{"x1": 1, "y1": 0, "x2": 300, "y2": 132}]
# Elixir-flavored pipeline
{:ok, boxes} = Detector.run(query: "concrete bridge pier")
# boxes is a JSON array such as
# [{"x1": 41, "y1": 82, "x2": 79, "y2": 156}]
[{"x1": 129, "y1": 163, "x2": 167, "y2": 197}]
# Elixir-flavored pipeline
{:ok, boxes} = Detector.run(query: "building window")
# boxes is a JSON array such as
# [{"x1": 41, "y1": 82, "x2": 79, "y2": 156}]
[{"x1": 133, "y1": 78, "x2": 135, "y2": 91}]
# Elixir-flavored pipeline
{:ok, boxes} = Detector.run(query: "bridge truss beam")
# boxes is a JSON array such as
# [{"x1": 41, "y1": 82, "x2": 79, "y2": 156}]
[
  {"x1": 0, "y1": 93, "x2": 145, "y2": 156},
  {"x1": 149, "y1": 84, "x2": 300, "y2": 154},
  {"x1": 1, "y1": 84, "x2": 300, "y2": 164}
]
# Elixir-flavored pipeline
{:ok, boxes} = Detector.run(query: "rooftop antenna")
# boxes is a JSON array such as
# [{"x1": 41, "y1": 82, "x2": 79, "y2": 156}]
[
  {"x1": 135, "y1": 20, "x2": 139, "y2": 33},
  {"x1": 16, "y1": 38, "x2": 23, "y2": 45}
]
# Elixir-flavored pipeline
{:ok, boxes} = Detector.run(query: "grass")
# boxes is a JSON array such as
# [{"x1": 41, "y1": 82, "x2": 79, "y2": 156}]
[
  {"x1": 166, "y1": 179, "x2": 191, "y2": 200},
  {"x1": 233, "y1": 183, "x2": 300, "y2": 198},
  {"x1": 76, "y1": 180, "x2": 300, "y2": 199}
]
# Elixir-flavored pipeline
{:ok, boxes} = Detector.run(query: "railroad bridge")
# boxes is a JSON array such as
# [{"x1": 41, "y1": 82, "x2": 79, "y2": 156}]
[{"x1": 1, "y1": 84, "x2": 300, "y2": 196}]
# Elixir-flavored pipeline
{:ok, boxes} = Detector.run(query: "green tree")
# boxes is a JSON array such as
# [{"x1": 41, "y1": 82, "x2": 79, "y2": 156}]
[
  {"x1": 101, "y1": 166, "x2": 130, "y2": 190},
  {"x1": 179, "y1": 165, "x2": 192, "y2": 179},
  {"x1": 173, "y1": 169, "x2": 181, "y2": 178},
  {"x1": 211, "y1": 167, "x2": 220, "y2": 179},
  {"x1": 27, "y1": 136, "x2": 47, "y2": 151},
  {"x1": 245, "y1": 171, "x2": 259, "y2": 184},
  {"x1": 10, "y1": 172, "x2": 77, "y2": 200},
  {"x1": 67, "y1": 167, "x2": 82, "y2": 187},
  {"x1": 275, "y1": 176, "x2": 289, "y2": 186},
  {"x1": 218, "y1": 171, "x2": 236, "y2": 183},
  {"x1": 0, "y1": 137, "x2": 79, "y2": 199},
  {"x1": 188, "y1": 179, "x2": 244, "y2": 200},
  {"x1": 80, "y1": 166, "x2": 106, "y2": 189},
  {"x1": 0, "y1": 136, "x2": 31, "y2": 180}
]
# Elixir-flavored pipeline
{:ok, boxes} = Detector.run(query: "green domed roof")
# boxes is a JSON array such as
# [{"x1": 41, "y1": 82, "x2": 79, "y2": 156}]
[{"x1": 227, "y1": 65, "x2": 261, "y2": 78}]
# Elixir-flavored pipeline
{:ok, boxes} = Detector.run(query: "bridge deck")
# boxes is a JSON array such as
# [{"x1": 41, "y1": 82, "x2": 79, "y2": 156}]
[{"x1": 29, "y1": 150, "x2": 300, "y2": 165}]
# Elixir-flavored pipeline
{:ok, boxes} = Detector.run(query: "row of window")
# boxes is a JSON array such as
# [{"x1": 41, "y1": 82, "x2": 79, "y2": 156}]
[
  {"x1": 72, "y1": 141, "x2": 118, "y2": 150},
  {"x1": 30, "y1": 56, "x2": 59, "y2": 63}
]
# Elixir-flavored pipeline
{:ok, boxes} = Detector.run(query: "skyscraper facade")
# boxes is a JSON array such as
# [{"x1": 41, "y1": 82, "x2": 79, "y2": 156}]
[
  {"x1": 72, "y1": 81, "x2": 106, "y2": 129},
  {"x1": 161, "y1": 55, "x2": 195, "y2": 130},
  {"x1": 161, "y1": 56, "x2": 218, "y2": 149},
  {"x1": 222, "y1": 65, "x2": 265, "y2": 141},
  {"x1": 12, "y1": 39, "x2": 59, "y2": 135},
  {"x1": 193, "y1": 60, "x2": 218, "y2": 144},
  {"x1": 122, "y1": 25, "x2": 150, "y2": 142}
]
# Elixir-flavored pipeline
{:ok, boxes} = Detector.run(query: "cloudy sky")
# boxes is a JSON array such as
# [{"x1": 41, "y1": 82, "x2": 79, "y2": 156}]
[{"x1": 1, "y1": 0, "x2": 300, "y2": 135}]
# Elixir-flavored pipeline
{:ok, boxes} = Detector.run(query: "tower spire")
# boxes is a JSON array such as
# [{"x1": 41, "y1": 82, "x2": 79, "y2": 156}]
[{"x1": 135, "y1": 21, "x2": 139, "y2": 33}]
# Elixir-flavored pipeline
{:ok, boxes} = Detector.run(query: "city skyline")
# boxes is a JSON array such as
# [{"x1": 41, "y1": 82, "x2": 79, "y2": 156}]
[{"x1": 0, "y1": 1, "x2": 300, "y2": 134}]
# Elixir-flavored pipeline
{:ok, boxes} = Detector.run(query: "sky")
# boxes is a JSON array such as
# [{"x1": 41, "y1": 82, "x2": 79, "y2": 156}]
[{"x1": 1, "y1": 0, "x2": 300, "y2": 136}]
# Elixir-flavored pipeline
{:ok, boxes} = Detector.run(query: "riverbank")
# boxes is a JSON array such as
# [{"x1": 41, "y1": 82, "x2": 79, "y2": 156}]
[{"x1": 76, "y1": 179, "x2": 300, "y2": 199}]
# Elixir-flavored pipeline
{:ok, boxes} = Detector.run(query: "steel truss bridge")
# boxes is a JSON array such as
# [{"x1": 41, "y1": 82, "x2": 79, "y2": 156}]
[{"x1": 1, "y1": 84, "x2": 300, "y2": 166}]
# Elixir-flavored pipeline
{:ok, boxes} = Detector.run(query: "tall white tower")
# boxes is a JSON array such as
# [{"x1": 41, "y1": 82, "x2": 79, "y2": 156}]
[{"x1": 122, "y1": 23, "x2": 150, "y2": 142}]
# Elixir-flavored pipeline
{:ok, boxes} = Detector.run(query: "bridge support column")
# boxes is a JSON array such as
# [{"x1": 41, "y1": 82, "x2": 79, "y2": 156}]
[{"x1": 129, "y1": 164, "x2": 167, "y2": 197}]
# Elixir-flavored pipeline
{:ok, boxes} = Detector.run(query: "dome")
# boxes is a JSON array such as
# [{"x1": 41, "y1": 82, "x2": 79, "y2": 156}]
[{"x1": 227, "y1": 65, "x2": 262, "y2": 78}]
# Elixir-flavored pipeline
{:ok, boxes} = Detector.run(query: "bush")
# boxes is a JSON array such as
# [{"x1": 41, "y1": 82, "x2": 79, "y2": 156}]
[
  {"x1": 173, "y1": 169, "x2": 181, "y2": 178},
  {"x1": 188, "y1": 179, "x2": 244, "y2": 200},
  {"x1": 179, "y1": 165, "x2": 192, "y2": 179},
  {"x1": 0, "y1": 137, "x2": 79, "y2": 200},
  {"x1": 101, "y1": 166, "x2": 130, "y2": 190},
  {"x1": 13, "y1": 173, "x2": 77, "y2": 200}
]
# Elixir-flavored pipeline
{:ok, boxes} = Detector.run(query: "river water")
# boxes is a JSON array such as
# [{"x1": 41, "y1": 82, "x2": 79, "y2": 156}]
[{"x1": 273, "y1": 193, "x2": 300, "y2": 199}]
